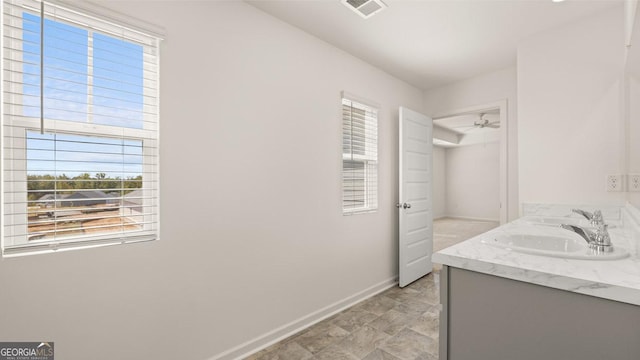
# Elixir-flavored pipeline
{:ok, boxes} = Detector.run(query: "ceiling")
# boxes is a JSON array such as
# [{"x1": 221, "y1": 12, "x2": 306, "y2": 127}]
[
  {"x1": 247, "y1": 0, "x2": 621, "y2": 90},
  {"x1": 434, "y1": 110, "x2": 500, "y2": 147},
  {"x1": 435, "y1": 110, "x2": 499, "y2": 134}
]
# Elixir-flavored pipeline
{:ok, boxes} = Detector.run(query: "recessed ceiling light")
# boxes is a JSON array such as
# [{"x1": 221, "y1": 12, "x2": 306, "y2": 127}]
[{"x1": 552, "y1": 0, "x2": 566, "y2": 3}]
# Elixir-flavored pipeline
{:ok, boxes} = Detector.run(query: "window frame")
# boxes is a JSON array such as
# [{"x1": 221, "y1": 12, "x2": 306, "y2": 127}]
[
  {"x1": 341, "y1": 93, "x2": 379, "y2": 215},
  {"x1": 1, "y1": 0, "x2": 162, "y2": 256}
]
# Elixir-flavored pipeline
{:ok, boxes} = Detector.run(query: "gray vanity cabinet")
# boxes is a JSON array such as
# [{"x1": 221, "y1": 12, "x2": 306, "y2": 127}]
[{"x1": 439, "y1": 266, "x2": 640, "y2": 360}]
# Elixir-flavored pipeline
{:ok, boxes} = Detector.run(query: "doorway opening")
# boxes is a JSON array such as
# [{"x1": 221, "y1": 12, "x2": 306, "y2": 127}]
[{"x1": 430, "y1": 100, "x2": 508, "y2": 252}]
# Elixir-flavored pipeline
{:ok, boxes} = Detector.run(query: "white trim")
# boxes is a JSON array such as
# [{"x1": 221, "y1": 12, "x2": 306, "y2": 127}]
[
  {"x1": 432, "y1": 99, "x2": 509, "y2": 225},
  {"x1": 46, "y1": 0, "x2": 165, "y2": 39},
  {"x1": 209, "y1": 277, "x2": 398, "y2": 360},
  {"x1": 1, "y1": 0, "x2": 6, "y2": 252},
  {"x1": 341, "y1": 95, "x2": 379, "y2": 214},
  {"x1": 3, "y1": 234, "x2": 155, "y2": 257},
  {"x1": 1, "y1": 1, "x2": 160, "y2": 255},
  {"x1": 155, "y1": 37, "x2": 161, "y2": 243},
  {"x1": 625, "y1": 0, "x2": 638, "y2": 47},
  {"x1": 341, "y1": 90, "x2": 380, "y2": 110}
]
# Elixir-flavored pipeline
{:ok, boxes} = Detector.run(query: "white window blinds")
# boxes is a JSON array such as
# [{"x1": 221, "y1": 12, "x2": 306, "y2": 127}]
[
  {"x1": 2, "y1": 0, "x2": 161, "y2": 256},
  {"x1": 342, "y1": 97, "x2": 378, "y2": 214}
]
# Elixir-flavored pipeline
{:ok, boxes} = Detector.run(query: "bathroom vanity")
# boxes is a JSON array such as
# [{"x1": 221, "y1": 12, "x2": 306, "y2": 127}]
[{"x1": 433, "y1": 205, "x2": 640, "y2": 360}]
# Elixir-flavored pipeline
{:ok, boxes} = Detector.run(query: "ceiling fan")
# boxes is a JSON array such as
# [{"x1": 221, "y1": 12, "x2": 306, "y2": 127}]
[
  {"x1": 436, "y1": 112, "x2": 501, "y2": 133},
  {"x1": 473, "y1": 113, "x2": 500, "y2": 129},
  {"x1": 451, "y1": 113, "x2": 500, "y2": 132}
]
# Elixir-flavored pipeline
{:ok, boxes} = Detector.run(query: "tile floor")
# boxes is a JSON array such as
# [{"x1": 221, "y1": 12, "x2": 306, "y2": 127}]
[{"x1": 245, "y1": 218, "x2": 498, "y2": 360}]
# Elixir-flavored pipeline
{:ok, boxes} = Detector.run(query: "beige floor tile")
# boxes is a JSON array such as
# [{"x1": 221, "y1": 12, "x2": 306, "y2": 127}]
[
  {"x1": 378, "y1": 328, "x2": 436, "y2": 360},
  {"x1": 361, "y1": 349, "x2": 404, "y2": 360},
  {"x1": 249, "y1": 341, "x2": 314, "y2": 360},
  {"x1": 294, "y1": 321, "x2": 350, "y2": 354},
  {"x1": 312, "y1": 344, "x2": 361, "y2": 360},
  {"x1": 415, "y1": 351, "x2": 439, "y2": 360},
  {"x1": 406, "y1": 274, "x2": 436, "y2": 291},
  {"x1": 331, "y1": 307, "x2": 379, "y2": 333},
  {"x1": 392, "y1": 297, "x2": 433, "y2": 318},
  {"x1": 367, "y1": 309, "x2": 413, "y2": 336},
  {"x1": 383, "y1": 287, "x2": 423, "y2": 304},
  {"x1": 417, "y1": 287, "x2": 440, "y2": 305},
  {"x1": 355, "y1": 295, "x2": 400, "y2": 316},
  {"x1": 408, "y1": 310, "x2": 439, "y2": 338},
  {"x1": 339, "y1": 325, "x2": 390, "y2": 358}
]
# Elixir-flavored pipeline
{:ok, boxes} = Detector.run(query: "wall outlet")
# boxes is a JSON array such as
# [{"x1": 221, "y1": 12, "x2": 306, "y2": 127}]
[
  {"x1": 606, "y1": 174, "x2": 624, "y2": 192},
  {"x1": 629, "y1": 174, "x2": 640, "y2": 192}
]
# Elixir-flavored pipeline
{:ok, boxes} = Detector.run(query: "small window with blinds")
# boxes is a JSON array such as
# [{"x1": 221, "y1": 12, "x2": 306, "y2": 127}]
[
  {"x1": 2, "y1": 0, "x2": 162, "y2": 256},
  {"x1": 342, "y1": 96, "x2": 378, "y2": 214}
]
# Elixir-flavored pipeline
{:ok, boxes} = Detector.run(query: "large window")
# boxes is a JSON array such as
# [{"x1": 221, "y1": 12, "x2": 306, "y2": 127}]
[
  {"x1": 2, "y1": 0, "x2": 161, "y2": 256},
  {"x1": 342, "y1": 96, "x2": 378, "y2": 214}
]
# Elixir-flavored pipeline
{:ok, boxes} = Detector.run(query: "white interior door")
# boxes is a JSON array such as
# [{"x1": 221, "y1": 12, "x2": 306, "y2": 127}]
[{"x1": 398, "y1": 107, "x2": 433, "y2": 287}]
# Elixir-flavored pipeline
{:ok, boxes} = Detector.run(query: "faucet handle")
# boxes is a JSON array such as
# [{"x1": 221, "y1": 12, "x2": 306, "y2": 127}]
[
  {"x1": 594, "y1": 223, "x2": 609, "y2": 240},
  {"x1": 591, "y1": 210, "x2": 604, "y2": 226},
  {"x1": 591, "y1": 223, "x2": 614, "y2": 252},
  {"x1": 571, "y1": 208, "x2": 593, "y2": 220}
]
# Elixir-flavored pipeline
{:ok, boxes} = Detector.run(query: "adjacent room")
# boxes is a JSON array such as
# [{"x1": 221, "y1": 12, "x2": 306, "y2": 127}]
[
  {"x1": 1, "y1": 0, "x2": 639, "y2": 360},
  {"x1": 432, "y1": 110, "x2": 503, "y2": 252}
]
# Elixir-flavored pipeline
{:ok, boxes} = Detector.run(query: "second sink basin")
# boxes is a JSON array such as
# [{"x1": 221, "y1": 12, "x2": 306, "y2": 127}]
[{"x1": 481, "y1": 233, "x2": 629, "y2": 260}]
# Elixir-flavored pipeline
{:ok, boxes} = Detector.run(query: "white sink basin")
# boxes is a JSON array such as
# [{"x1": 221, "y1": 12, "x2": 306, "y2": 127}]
[
  {"x1": 481, "y1": 233, "x2": 629, "y2": 260},
  {"x1": 521, "y1": 216, "x2": 617, "y2": 229}
]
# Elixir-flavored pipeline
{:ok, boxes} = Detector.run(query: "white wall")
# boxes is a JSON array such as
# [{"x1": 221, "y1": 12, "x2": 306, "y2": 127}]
[
  {"x1": 424, "y1": 66, "x2": 518, "y2": 221},
  {"x1": 0, "y1": 2, "x2": 424, "y2": 360},
  {"x1": 626, "y1": 1, "x2": 640, "y2": 208},
  {"x1": 433, "y1": 146, "x2": 446, "y2": 218},
  {"x1": 445, "y1": 143, "x2": 500, "y2": 221},
  {"x1": 518, "y1": 6, "x2": 626, "y2": 207}
]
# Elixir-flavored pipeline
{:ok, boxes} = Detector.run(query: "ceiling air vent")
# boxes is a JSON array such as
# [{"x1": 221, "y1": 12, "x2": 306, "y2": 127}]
[{"x1": 342, "y1": 0, "x2": 387, "y2": 19}]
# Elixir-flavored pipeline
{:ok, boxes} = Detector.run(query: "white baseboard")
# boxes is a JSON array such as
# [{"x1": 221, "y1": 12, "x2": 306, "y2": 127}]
[{"x1": 209, "y1": 276, "x2": 398, "y2": 360}]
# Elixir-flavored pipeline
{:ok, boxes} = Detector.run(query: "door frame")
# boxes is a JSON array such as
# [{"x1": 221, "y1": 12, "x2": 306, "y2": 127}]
[{"x1": 432, "y1": 99, "x2": 509, "y2": 224}]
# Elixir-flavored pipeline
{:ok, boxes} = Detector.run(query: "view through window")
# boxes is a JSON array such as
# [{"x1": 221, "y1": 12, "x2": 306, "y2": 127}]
[
  {"x1": 342, "y1": 97, "x2": 378, "y2": 214},
  {"x1": 23, "y1": 13, "x2": 145, "y2": 241},
  {"x1": 2, "y1": 0, "x2": 160, "y2": 254}
]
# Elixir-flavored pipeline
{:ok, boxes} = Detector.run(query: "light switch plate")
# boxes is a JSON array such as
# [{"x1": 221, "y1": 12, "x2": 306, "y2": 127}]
[
  {"x1": 629, "y1": 174, "x2": 640, "y2": 192},
  {"x1": 606, "y1": 174, "x2": 624, "y2": 192}
]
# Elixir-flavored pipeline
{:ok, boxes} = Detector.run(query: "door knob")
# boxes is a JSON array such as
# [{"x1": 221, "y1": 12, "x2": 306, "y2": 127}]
[
  {"x1": 395, "y1": 203, "x2": 402, "y2": 208},
  {"x1": 403, "y1": 203, "x2": 412, "y2": 209}
]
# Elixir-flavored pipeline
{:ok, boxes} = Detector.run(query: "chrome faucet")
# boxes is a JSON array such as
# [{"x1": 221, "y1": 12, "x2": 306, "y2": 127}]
[
  {"x1": 571, "y1": 208, "x2": 604, "y2": 227},
  {"x1": 560, "y1": 223, "x2": 613, "y2": 253}
]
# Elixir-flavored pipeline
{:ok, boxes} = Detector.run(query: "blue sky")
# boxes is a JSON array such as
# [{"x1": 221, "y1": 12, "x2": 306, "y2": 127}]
[{"x1": 22, "y1": 12, "x2": 145, "y2": 178}]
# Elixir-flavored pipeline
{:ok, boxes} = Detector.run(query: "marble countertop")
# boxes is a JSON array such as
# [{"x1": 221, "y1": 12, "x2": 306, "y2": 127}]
[{"x1": 432, "y1": 212, "x2": 640, "y2": 306}]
